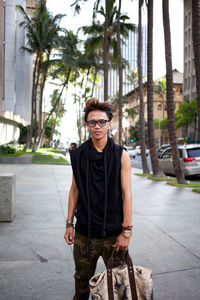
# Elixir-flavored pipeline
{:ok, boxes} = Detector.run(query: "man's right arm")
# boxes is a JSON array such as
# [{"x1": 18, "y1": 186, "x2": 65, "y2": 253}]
[{"x1": 64, "y1": 174, "x2": 79, "y2": 245}]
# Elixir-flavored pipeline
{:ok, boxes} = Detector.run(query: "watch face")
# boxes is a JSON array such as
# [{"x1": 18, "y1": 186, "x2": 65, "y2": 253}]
[{"x1": 123, "y1": 230, "x2": 132, "y2": 238}]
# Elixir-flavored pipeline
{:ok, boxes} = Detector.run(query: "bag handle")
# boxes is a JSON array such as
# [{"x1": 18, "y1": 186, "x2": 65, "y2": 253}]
[{"x1": 107, "y1": 249, "x2": 138, "y2": 300}]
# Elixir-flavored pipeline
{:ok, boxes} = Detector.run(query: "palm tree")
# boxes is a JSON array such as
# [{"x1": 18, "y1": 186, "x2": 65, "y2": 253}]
[
  {"x1": 81, "y1": 2, "x2": 135, "y2": 101},
  {"x1": 117, "y1": 0, "x2": 123, "y2": 145},
  {"x1": 35, "y1": 30, "x2": 84, "y2": 149},
  {"x1": 154, "y1": 78, "x2": 166, "y2": 145},
  {"x1": 192, "y1": 0, "x2": 200, "y2": 140},
  {"x1": 17, "y1": 0, "x2": 64, "y2": 151},
  {"x1": 138, "y1": 0, "x2": 150, "y2": 174},
  {"x1": 48, "y1": 89, "x2": 65, "y2": 145},
  {"x1": 147, "y1": 0, "x2": 162, "y2": 177},
  {"x1": 126, "y1": 68, "x2": 138, "y2": 90},
  {"x1": 162, "y1": 0, "x2": 185, "y2": 184},
  {"x1": 154, "y1": 79, "x2": 166, "y2": 119}
]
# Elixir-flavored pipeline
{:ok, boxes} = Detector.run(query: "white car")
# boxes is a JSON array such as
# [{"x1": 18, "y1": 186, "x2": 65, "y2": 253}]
[
  {"x1": 124, "y1": 146, "x2": 136, "y2": 159},
  {"x1": 159, "y1": 144, "x2": 200, "y2": 176},
  {"x1": 135, "y1": 146, "x2": 149, "y2": 156}
]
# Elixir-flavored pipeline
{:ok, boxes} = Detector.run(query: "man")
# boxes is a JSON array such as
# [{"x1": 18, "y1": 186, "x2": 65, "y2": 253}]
[{"x1": 64, "y1": 98, "x2": 132, "y2": 300}]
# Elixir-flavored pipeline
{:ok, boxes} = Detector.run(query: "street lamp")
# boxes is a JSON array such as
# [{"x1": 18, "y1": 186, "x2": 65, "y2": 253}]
[{"x1": 157, "y1": 103, "x2": 162, "y2": 148}]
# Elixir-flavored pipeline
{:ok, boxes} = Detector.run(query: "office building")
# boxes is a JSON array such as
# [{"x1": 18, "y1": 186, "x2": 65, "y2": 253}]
[{"x1": 0, "y1": 0, "x2": 36, "y2": 145}]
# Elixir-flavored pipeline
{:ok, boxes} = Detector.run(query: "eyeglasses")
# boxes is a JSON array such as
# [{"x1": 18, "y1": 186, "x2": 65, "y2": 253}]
[{"x1": 86, "y1": 119, "x2": 110, "y2": 128}]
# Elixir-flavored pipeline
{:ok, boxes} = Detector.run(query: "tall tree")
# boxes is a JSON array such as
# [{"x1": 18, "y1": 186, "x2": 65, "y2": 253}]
[
  {"x1": 147, "y1": 0, "x2": 161, "y2": 176},
  {"x1": 154, "y1": 78, "x2": 166, "y2": 145},
  {"x1": 81, "y1": 3, "x2": 135, "y2": 101},
  {"x1": 192, "y1": 0, "x2": 200, "y2": 140},
  {"x1": 103, "y1": 0, "x2": 110, "y2": 101},
  {"x1": 138, "y1": 0, "x2": 150, "y2": 174},
  {"x1": 162, "y1": 0, "x2": 185, "y2": 184},
  {"x1": 117, "y1": 0, "x2": 123, "y2": 145},
  {"x1": 17, "y1": 0, "x2": 64, "y2": 151},
  {"x1": 154, "y1": 79, "x2": 166, "y2": 119}
]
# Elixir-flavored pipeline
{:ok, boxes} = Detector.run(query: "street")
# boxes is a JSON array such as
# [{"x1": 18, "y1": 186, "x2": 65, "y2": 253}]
[{"x1": 130, "y1": 154, "x2": 200, "y2": 183}]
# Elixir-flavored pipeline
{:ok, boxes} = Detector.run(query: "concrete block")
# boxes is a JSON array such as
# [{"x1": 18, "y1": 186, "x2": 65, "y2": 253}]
[{"x1": 0, "y1": 174, "x2": 16, "y2": 221}]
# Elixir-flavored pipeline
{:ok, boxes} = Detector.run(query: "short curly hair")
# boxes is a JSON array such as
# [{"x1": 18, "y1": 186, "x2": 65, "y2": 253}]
[{"x1": 84, "y1": 98, "x2": 113, "y2": 122}]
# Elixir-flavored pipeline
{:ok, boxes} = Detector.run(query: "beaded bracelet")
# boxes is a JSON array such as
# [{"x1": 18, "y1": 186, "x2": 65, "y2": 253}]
[{"x1": 122, "y1": 224, "x2": 133, "y2": 230}]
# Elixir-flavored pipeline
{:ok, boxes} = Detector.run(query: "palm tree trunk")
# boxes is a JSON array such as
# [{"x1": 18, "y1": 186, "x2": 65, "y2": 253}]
[
  {"x1": 138, "y1": 0, "x2": 149, "y2": 174},
  {"x1": 103, "y1": 0, "x2": 109, "y2": 101},
  {"x1": 192, "y1": 0, "x2": 200, "y2": 140},
  {"x1": 32, "y1": 55, "x2": 43, "y2": 151},
  {"x1": 147, "y1": 0, "x2": 161, "y2": 176},
  {"x1": 35, "y1": 69, "x2": 71, "y2": 151},
  {"x1": 91, "y1": 67, "x2": 98, "y2": 97},
  {"x1": 37, "y1": 55, "x2": 49, "y2": 146},
  {"x1": 23, "y1": 54, "x2": 38, "y2": 151},
  {"x1": 51, "y1": 97, "x2": 61, "y2": 142},
  {"x1": 84, "y1": 68, "x2": 90, "y2": 141},
  {"x1": 162, "y1": 0, "x2": 185, "y2": 183},
  {"x1": 117, "y1": 0, "x2": 123, "y2": 146}
]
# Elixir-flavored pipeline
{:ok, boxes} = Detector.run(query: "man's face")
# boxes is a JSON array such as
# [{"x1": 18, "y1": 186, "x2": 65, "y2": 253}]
[{"x1": 86, "y1": 110, "x2": 111, "y2": 140}]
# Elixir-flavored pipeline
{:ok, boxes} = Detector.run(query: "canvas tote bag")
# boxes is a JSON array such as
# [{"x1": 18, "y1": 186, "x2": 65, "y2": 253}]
[{"x1": 89, "y1": 250, "x2": 153, "y2": 300}]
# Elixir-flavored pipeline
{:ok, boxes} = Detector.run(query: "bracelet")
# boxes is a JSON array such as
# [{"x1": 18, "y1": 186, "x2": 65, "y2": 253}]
[
  {"x1": 66, "y1": 218, "x2": 74, "y2": 228},
  {"x1": 121, "y1": 229, "x2": 132, "y2": 238},
  {"x1": 122, "y1": 224, "x2": 133, "y2": 230},
  {"x1": 66, "y1": 223, "x2": 74, "y2": 228}
]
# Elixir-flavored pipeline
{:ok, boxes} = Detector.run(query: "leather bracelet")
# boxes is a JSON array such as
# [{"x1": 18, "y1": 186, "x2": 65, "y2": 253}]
[
  {"x1": 66, "y1": 223, "x2": 74, "y2": 229},
  {"x1": 66, "y1": 218, "x2": 74, "y2": 228}
]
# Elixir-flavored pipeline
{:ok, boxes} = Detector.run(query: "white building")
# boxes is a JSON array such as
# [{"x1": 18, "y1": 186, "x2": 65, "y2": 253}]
[{"x1": 0, "y1": 0, "x2": 33, "y2": 145}]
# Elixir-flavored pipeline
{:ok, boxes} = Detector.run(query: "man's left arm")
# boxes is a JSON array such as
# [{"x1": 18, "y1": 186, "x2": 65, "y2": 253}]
[{"x1": 113, "y1": 149, "x2": 132, "y2": 251}]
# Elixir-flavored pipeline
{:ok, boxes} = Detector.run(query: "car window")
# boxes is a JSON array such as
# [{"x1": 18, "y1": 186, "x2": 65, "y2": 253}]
[
  {"x1": 179, "y1": 149, "x2": 183, "y2": 158},
  {"x1": 161, "y1": 148, "x2": 172, "y2": 159},
  {"x1": 187, "y1": 148, "x2": 200, "y2": 158}
]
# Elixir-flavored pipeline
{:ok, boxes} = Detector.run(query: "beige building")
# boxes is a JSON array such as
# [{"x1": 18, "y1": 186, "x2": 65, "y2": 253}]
[{"x1": 111, "y1": 69, "x2": 183, "y2": 146}]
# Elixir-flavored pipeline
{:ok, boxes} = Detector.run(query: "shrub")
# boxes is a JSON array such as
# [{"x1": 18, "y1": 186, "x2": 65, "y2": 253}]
[{"x1": 0, "y1": 145, "x2": 16, "y2": 154}]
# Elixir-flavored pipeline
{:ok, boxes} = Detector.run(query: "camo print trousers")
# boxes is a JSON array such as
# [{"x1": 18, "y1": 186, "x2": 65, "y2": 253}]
[{"x1": 73, "y1": 232, "x2": 125, "y2": 300}]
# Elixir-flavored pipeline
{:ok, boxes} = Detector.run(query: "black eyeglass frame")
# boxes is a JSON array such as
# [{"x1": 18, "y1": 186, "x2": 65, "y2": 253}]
[{"x1": 86, "y1": 119, "x2": 110, "y2": 128}]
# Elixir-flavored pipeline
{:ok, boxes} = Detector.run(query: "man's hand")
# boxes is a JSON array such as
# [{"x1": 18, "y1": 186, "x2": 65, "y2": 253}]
[
  {"x1": 113, "y1": 234, "x2": 130, "y2": 251},
  {"x1": 64, "y1": 227, "x2": 74, "y2": 245}
]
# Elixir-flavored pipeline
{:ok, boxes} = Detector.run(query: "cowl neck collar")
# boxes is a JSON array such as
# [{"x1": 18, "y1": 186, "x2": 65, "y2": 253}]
[{"x1": 86, "y1": 138, "x2": 114, "y2": 162}]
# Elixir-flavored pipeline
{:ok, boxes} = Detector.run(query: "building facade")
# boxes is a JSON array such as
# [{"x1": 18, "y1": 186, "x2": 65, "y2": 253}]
[
  {"x1": 183, "y1": 2, "x2": 196, "y2": 103},
  {"x1": 0, "y1": 0, "x2": 35, "y2": 145},
  {"x1": 183, "y1": 2, "x2": 198, "y2": 140},
  {"x1": 111, "y1": 70, "x2": 183, "y2": 146}
]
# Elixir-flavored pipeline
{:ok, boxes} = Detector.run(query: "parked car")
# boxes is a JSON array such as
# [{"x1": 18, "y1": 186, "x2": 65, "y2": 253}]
[
  {"x1": 135, "y1": 146, "x2": 149, "y2": 156},
  {"x1": 124, "y1": 146, "x2": 136, "y2": 159},
  {"x1": 157, "y1": 144, "x2": 170, "y2": 158},
  {"x1": 158, "y1": 144, "x2": 200, "y2": 176}
]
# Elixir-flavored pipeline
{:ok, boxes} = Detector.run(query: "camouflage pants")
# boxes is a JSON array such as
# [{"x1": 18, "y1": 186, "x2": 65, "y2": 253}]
[{"x1": 73, "y1": 232, "x2": 125, "y2": 300}]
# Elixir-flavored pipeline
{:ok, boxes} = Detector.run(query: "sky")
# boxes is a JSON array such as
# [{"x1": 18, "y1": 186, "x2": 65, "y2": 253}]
[{"x1": 46, "y1": 0, "x2": 184, "y2": 144}]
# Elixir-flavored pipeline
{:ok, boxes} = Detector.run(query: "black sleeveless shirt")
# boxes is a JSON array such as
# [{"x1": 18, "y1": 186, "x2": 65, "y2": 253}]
[{"x1": 70, "y1": 138, "x2": 124, "y2": 238}]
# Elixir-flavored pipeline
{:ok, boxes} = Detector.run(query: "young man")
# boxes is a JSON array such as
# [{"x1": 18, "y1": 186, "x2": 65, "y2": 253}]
[{"x1": 64, "y1": 98, "x2": 132, "y2": 300}]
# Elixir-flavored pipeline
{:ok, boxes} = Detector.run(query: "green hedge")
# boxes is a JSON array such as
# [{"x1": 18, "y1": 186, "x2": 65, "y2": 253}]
[{"x1": 0, "y1": 145, "x2": 16, "y2": 154}]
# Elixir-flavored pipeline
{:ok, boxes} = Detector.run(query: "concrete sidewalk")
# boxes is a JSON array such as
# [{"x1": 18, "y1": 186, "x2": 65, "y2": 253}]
[{"x1": 0, "y1": 164, "x2": 200, "y2": 300}]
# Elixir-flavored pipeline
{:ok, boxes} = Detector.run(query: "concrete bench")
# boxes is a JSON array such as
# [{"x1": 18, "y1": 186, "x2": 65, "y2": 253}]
[{"x1": 0, "y1": 174, "x2": 16, "y2": 221}]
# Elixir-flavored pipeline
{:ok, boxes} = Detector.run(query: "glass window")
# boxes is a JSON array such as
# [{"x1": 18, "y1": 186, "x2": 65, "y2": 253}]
[
  {"x1": 179, "y1": 149, "x2": 183, "y2": 158},
  {"x1": 161, "y1": 148, "x2": 172, "y2": 159},
  {"x1": 187, "y1": 148, "x2": 200, "y2": 158}
]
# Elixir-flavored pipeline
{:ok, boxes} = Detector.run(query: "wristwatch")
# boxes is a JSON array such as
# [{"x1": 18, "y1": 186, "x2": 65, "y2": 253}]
[{"x1": 122, "y1": 229, "x2": 132, "y2": 238}]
